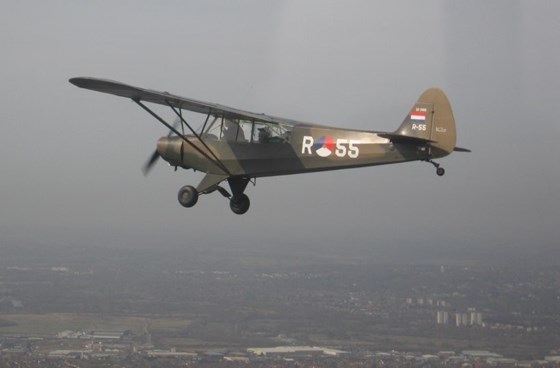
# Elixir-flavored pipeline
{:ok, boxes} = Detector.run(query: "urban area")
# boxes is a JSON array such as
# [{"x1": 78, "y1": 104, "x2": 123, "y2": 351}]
[{"x1": 1, "y1": 243, "x2": 560, "y2": 367}]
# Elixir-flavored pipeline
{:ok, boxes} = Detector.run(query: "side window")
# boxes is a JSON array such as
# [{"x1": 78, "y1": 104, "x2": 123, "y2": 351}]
[
  {"x1": 253, "y1": 122, "x2": 271, "y2": 143},
  {"x1": 210, "y1": 118, "x2": 293, "y2": 144},
  {"x1": 237, "y1": 121, "x2": 252, "y2": 143},
  {"x1": 221, "y1": 119, "x2": 238, "y2": 142},
  {"x1": 253, "y1": 122, "x2": 292, "y2": 144},
  {"x1": 220, "y1": 119, "x2": 251, "y2": 142},
  {"x1": 202, "y1": 116, "x2": 221, "y2": 140}
]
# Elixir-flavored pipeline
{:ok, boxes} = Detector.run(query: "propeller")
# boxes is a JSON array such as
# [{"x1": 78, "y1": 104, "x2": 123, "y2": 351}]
[
  {"x1": 142, "y1": 116, "x2": 182, "y2": 176},
  {"x1": 142, "y1": 150, "x2": 161, "y2": 175}
]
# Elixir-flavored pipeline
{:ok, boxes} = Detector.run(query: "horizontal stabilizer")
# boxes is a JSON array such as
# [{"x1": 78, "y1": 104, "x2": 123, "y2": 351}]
[{"x1": 453, "y1": 146, "x2": 471, "y2": 152}]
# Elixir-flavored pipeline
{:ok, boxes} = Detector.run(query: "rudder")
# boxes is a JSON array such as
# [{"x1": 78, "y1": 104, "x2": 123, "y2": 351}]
[{"x1": 395, "y1": 88, "x2": 457, "y2": 158}]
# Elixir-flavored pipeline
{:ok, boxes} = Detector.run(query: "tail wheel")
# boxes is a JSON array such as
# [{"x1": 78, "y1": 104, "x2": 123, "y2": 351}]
[
  {"x1": 230, "y1": 194, "x2": 250, "y2": 215},
  {"x1": 178, "y1": 185, "x2": 198, "y2": 208},
  {"x1": 427, "y1": 159, "x2": 445, "y2": 177}
]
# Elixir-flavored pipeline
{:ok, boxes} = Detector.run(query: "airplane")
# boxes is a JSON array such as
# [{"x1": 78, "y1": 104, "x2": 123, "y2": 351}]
[{"x1": 69, "y1": 77, "x2": 470, "y2": 215}]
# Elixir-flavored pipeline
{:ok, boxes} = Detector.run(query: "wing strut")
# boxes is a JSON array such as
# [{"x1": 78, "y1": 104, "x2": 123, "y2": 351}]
[
  {"x1": 133, "y1": 99, "x2": 231, "y2": 176},
  {"x1": 200, "y1": 111, "x2": 214, "y2": 135},
  {"x1": 167, "y1": 103, "x2": 229, "y2": 174}
]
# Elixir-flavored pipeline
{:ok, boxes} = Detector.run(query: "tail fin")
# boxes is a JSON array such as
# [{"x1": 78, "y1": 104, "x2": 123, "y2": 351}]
[{"x1": 394, "y1": 88, "x2": 457, "y2": 158}]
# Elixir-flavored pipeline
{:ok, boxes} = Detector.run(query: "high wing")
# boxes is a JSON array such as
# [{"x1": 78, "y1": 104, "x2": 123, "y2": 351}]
[{"x1": 69, "y1": 77, "x2": 304, "y2": 126}]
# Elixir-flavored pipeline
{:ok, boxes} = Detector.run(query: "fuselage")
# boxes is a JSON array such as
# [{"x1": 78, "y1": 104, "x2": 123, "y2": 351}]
[{"x1": 157, "y1": 125, "x2": 433, "y2": 178}]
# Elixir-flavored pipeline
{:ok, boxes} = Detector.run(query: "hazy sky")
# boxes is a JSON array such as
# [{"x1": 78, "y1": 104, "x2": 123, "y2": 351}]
[{"x1": 1, "y1": 1, "x2": 558, "y2": 258}]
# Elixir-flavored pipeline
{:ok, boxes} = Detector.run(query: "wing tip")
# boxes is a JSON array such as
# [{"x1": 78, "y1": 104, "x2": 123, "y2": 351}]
[{"x1": 69, "y1": 77, "x2": 87, "y2": 87}]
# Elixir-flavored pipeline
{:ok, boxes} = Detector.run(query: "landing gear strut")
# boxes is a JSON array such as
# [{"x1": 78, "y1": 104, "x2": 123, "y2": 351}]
[
  {"x1": 427, "y1": 160, "x2": 445, "y2": 176},
  {"x1": 422, "y1": 146, "x2": 445, "y2": 177},
  {"x1": 227, "y1": 177, "x2": 251, "y2": 215}
]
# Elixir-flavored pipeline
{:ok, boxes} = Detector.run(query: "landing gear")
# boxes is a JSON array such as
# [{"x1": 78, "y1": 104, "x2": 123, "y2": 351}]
[
  {"x1": 422, "y1": 146, "x2": 445, "y2": 177},
  {"x1": 177, "y1": 185, "x2": 198, "y2": 207},
  {"x1": 227, "y1": 177, "x2": 251, "y2": 215},
  {"x1": 176, "y1": 176, "x2": 252, "y2": 214},
  {"x1": 427, "y1": 159, "x2": 445, "y2": 177},
  {"x1": 230, "y1": 194, "x2": 250, "y2": 215}
]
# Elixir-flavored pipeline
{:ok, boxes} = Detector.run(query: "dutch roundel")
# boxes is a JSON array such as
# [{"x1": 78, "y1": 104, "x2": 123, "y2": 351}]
[{"x1": 313, "y1": 136, "x2": 335, "y2": 157}]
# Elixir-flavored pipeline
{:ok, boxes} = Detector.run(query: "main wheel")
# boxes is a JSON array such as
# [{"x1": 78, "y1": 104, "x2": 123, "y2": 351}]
[
  {"x1": 436, "y1": 167, "x2": 445, "y2": 176},
  {"x1": 229, "y1": 194, "x2": 250, "y2": 215},
  {"x1": 178, "y1": 185, "x2": 198, "y2": 208}
]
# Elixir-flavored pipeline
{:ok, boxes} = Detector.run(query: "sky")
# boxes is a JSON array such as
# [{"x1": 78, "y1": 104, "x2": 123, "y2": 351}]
[{"x1": 0, "y1": 1, "x2": 558, "y2": 260}]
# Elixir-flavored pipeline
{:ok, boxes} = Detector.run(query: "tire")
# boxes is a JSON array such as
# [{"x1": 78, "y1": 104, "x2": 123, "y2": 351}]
[
  {"x1": 436, "y1": 167, "x2": 445, "y2": 176},
  {"x1": 229, "y1": 194, "x2": 250, "y2": 215},
  {"x1": 178, "y1": 185, "x2": 198, "y2": 208}
]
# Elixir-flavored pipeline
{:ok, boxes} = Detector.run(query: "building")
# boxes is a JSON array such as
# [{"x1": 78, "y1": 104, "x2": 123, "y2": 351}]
[
  {"x1": 84, "y1": 329, "x2": 129, "y2": 340},
  {"x1": 462, "y1": 350, "x2": 503, "y2": 359},
  {"x1": 145, "y1": 349, "x2": 197, "y2": 359},
  {"x1": 248, "y1": 346, "x2": 347, "y2": 357},
  {"x1": 475, "y1": 312, "x2": 483, "y2": 325},
  {"x1": 436, "y1": 311, "x2": 449, "y2": 325}
]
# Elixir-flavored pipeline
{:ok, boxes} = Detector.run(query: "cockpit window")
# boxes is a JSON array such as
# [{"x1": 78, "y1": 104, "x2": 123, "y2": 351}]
[
  {"x1": 201, "y1": 116, "x2": 221, "y2": 140},
  {"x1": 203, "y1": 117, "x2": 292, "y2": 144},
  {"x1": 252, "y1": 122, "x2": 292, "y2": 143}
]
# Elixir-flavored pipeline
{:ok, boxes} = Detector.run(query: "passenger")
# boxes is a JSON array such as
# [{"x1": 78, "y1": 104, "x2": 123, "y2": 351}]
[{"x1": 258, "y1": 126, "x2": 271, "y2": 143}]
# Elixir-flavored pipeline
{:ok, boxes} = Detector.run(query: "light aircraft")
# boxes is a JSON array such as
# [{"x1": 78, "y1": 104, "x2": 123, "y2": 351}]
[{"x1": 69, "y1": 77, "x2": 470, "y2": 215}]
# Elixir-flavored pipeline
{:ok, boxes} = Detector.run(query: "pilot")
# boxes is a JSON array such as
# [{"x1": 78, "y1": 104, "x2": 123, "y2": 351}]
[
  {"x1": 223, "y1": 119, "x2": 244, "y2": 142},
  {"x1": 258, "y1": 126, "x2": 271, "y2": 143}
]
